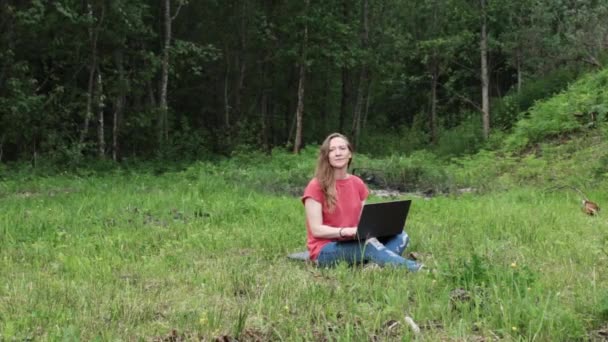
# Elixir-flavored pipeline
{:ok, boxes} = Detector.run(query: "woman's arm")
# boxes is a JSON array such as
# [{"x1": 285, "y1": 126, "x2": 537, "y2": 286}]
[{"x1": 304, "y1": 198, "x2": 357, "y2": 239}]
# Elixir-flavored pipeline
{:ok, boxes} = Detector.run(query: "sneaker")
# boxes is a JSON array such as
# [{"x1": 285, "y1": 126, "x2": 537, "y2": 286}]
[{"x1": 405, "y1": 259, "x2": 423, "y2": 272}]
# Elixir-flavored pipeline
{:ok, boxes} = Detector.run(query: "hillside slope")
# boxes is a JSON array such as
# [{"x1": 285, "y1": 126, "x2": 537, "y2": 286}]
[
  {"x1": 505, "y1": 68, "x2": 608, "y2": 151},
  {"x1": 351, "y1": 68, "x2": 608, "y2": 196}
]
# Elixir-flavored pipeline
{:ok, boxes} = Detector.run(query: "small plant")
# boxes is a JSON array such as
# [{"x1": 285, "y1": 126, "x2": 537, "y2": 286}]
[
  {"x1": 597, "y1": 291, "x2": 608, "y2": 321},
  {"x1": 446, "y1": 253, "x2": 491, "y2": 290}
]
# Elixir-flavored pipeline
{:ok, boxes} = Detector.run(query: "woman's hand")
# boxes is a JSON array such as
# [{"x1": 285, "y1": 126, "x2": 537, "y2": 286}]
[
  {"x1": 305, "y1": 199, "x2": 360, "y2": 240},
  {"x1": 340, "y1": 227, "x2": 357, "y2": 239}
]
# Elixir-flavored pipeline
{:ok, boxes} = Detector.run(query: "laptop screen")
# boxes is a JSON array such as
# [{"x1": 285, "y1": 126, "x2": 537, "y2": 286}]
[{"x1": 356, "y1": 200, "x2": 411, "y2": 240}]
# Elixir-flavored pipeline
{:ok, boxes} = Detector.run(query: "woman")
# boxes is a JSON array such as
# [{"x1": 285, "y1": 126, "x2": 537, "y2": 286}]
[{"x1": 302, "y1": 132, "x2": 421, "y2": 271}]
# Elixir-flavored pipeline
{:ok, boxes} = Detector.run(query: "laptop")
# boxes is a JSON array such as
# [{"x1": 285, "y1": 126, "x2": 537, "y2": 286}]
[{"x1": 356, "y1": 200, "x2": 411, "y2": 241}]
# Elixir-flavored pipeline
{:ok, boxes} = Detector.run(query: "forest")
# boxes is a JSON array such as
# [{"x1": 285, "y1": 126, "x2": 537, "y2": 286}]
[
  {"x1": 2, "y1": 0, "x2": 607, "y2": 164},
  {"x1": 4, "y1": 1, "x2": 608, "y2": 340}
]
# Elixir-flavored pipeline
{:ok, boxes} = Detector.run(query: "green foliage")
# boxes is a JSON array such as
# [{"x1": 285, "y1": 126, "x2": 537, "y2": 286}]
[
  {"x1": 4, "y1": 0, "x2": 608, "y2": 164},
  {"x1": 434, "y1": 115, "x2": 484, "y2": 157},
  {"x1": 505, "y1": 68, "x2": 608, "y2": 151},
  {"x1": 178, "y1": 146, "x2": 316, "y2": 197},
  {"x1": 445, "y1": 253, "x2": 536, "y2": 292},
  {"x1": 598, "y1": 291, "x2": 608, "y2": 321},
  {"x1": 0, "y1": 71, "x2": 46, "y2": 154},
  {"x1": 171, "y1": 40, "x2": 221, "y2": 78},
  {"x1": 492, "y1": 67, "x2": 580, "y2": 130},
  {"x1": 359, "y1": 124, "x2": 428, "y2": 156},
  {"x1": 447, "y1": 253, "x2": 491, "y2": 289},
  {"x1": 154, "y1": 121, "x2": 213, "y2": 162},
  {"x1": 356, "y1": 150, "x2": 452, "y2": 192},
  {"x1": 447, "y1": 150, "x2": 512, "y2": 191}
]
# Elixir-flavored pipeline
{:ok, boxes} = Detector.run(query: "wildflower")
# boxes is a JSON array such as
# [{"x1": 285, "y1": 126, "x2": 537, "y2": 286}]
[
  {"x1": 510, "y1": 262, "x2": 517, "y2": 268},
  {"x1": 512, "y1": 326, "x2": 518, "y2": 332}
]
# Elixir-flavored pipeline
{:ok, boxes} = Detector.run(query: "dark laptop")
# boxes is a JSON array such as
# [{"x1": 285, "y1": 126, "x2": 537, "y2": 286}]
[{"x1": 356, "y1": 200, "x2": 411, "y2": 241}]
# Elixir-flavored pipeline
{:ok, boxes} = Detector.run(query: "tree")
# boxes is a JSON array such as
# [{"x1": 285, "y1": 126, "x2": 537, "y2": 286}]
[
  {"x1": 416, "y1": 0, "x2": 469, "y2": 144},
  {"x1": 293, "y1": 0, "x2": 309, "y2": 154},
  {"x1": 339, "y1": 0, "x2": 354, "y2": 133},
  {"x1": 561, "y1": 0, "x2": 608, "y2": 69},
  {"x1": 111, "y1": 49, "x2": 125, "y2": 161},
  {"x1": 159, "y1": 0, "x2": 186, "y2": 144},
  {"x1": 350, "y1": 0, "x2": 370, "y2": 149},
  {"x1": 480, "y1": 0, "x2": 490, "y2": 139},
  {"x1": 80, "y1": 1, "x2": 105, "y2": 146}
]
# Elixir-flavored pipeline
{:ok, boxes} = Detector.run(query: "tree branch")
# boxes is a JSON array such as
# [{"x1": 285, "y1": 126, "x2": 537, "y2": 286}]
[
  {"x1": 439, "y1": 83, "x2": 482, "y2": 112},
  {"x1": 171, "y1": 1, "x2": 186, "y2": 21},
  {"x1": 581, "y1": 55, "x2": 602, "y2": 68}
]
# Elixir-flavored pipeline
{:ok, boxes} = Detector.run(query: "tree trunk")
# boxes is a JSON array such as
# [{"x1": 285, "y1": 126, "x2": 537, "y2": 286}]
[
  {"x1": 339, "y1": 0, "x2": 352, "y2": 133},
  {"x1": 96, "y1": 70, "x2": 105, "y2": 158},
  {"x1": 112, "y1": 95, "x2": 124, "y2": 162},
  {"x1": 148, "y1": 82, "x2": 157, "y2": 108},
  {"x1": 0, "y1": 135, "x2": 4, "y2": 163},
  {"x1": 222, "y1": 46, "x2": 233, "y2": 147},
  {"x1": 112, "y1": 50, "x2": 126, "y2": 162},
  {"x1": 233, "y1": 0, "x2": 247, "y2": 127},
  {"x1": 0, "y1": 2, "x2": 15, "y2": 98},
  {"x1": 159, "y1": 0, "x2": 171, "y2": 144},
  {"x1": 430, "y1": 62, "x2": 438, "y2": 145},
  {"x1": 293, "y1": 60, "x2": 306, "y2": 154},
  {"x1": 351, "y1": 68, "x2": 366, "y2": 148},
  {"x1": 223, "y1": 46, "x2": 231, "y2": 130},
  {"x1": 285, "y1": 67, "x2": 296, "y2": 145},
  {"x1": 260, "y1": 56, "x2": 270, "y2": 153},
  {"x1": 321, "y1": 75, "x2": 330, "y2": 134},
  {"x1": 351, "y1": 0, "x2": 369, "y2": 149},
  {"x1": 362, "y1": 75, "x2": 372, "y2": 129},
  {"x1": 340, "y1": 69, "x2": 351, "y2": 134},
  {"x1": 293, "y1": 0, "x2": 310, "y2": 154},
  {"x1": 261, "y1": 90, "x2": 270, "y2": 153},
  {"x1": 480, "y1": 0, "x2": 490, "y2": 139},
  {"x1": 81, "y1": 58, "x2": 96, "y2": 145},
  {"x1": 516, "y1": 48, "x2": 522, "y2": 93},
  {"x1": 80, "y1": 2, "x2": 103, "y2": 145},
  {"x1": 32, "y1": 141, "x2": 37, "y2": 169}
]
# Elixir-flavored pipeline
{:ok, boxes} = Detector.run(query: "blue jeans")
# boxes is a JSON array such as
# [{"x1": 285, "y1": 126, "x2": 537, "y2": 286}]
[{"x1": 316, "y1": 232, "x2": 420, "y2": 271}]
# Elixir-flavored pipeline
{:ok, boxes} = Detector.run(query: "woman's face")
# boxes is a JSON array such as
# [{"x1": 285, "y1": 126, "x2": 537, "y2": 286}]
[{"x1": 328, "y1": 137, "x2": 352, "y2": 169}]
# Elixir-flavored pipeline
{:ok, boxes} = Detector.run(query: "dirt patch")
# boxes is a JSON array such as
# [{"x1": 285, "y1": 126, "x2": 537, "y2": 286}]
[
  {"x1": 590, "y1": 324, "x2": 608, "y2": 341},
  {"x1": 1, "y1": 188, "x2": 79, "y2": 199}
]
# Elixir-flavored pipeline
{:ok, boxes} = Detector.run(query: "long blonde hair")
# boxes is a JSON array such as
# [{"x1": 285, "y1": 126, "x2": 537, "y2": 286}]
[{"x1": 315, "y1": 133, "x2": 353, "y2": 211}]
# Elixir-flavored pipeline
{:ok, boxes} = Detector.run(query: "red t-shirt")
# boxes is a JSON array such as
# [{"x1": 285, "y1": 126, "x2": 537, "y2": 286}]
[{"x1": 301, "y1": 175, "x2": 369, "y2": 260}]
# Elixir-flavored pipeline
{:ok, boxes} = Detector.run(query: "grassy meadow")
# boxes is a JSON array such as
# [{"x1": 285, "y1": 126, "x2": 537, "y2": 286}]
[{"x1": 1, "y1": 147, "x2": 608, "y2": 341}]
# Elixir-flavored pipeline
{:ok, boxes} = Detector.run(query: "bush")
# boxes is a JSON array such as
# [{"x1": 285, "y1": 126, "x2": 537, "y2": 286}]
[
  {"x1": 504, "y1": 68, "x2": 608, "y2": 151},
  {"x1": 155, "y1": 125, "x2": 213, "y2": 161},
  {"x1": 194, "y1": 147, "x2": 317, "y2": 197},
  {"x1": 355, "y1": 150, "x2": 452, "y2": 193},
  {"x1": 358, "y1": 124, "x2": 428, "y2": 156},
  {"x1": 493, "y1": 67, "x2": 580, "y2": 130},
  {"x1": 448, "y1": 149, "x2": 517, "y2": 191},
  {"x1": 434, "y1": 115, "x2": 484, "y2": 157}
]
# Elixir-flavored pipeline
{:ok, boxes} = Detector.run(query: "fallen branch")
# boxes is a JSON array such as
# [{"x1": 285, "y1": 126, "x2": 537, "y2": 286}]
[{"x1": 404, "y1": 315, "x2": 421, "y2": 335}]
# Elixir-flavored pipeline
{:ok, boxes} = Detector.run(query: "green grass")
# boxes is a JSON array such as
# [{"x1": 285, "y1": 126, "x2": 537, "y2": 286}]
[{"x1": 1, "y1": 157, "x2": 608, "y2": 341}]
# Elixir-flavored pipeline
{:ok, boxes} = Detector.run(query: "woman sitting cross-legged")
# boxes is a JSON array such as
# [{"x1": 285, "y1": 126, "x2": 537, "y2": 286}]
[{"x1": 301, "y1": 132, "x2": 422, "y2": 272}]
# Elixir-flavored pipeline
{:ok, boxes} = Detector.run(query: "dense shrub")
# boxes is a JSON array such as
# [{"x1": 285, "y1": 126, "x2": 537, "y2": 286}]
[
  {"x1": 191, "y1": 146, "x2": 317, "y2": 196},
  {"x1": 354, "y1": 150, "x2": 452, "y2": 193},
  {"x1": 434, "y1": 115, "x2": 485, "y2": 157},
  {"x1": 492, "y1": 67, "x2": 581, "y2": 130},
  {"x1": 505, "y1": 68, "x2": 608, "y2": 151},
  {"x1": 358, "y1": 124, "x2": 428, "y2": 156}
]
